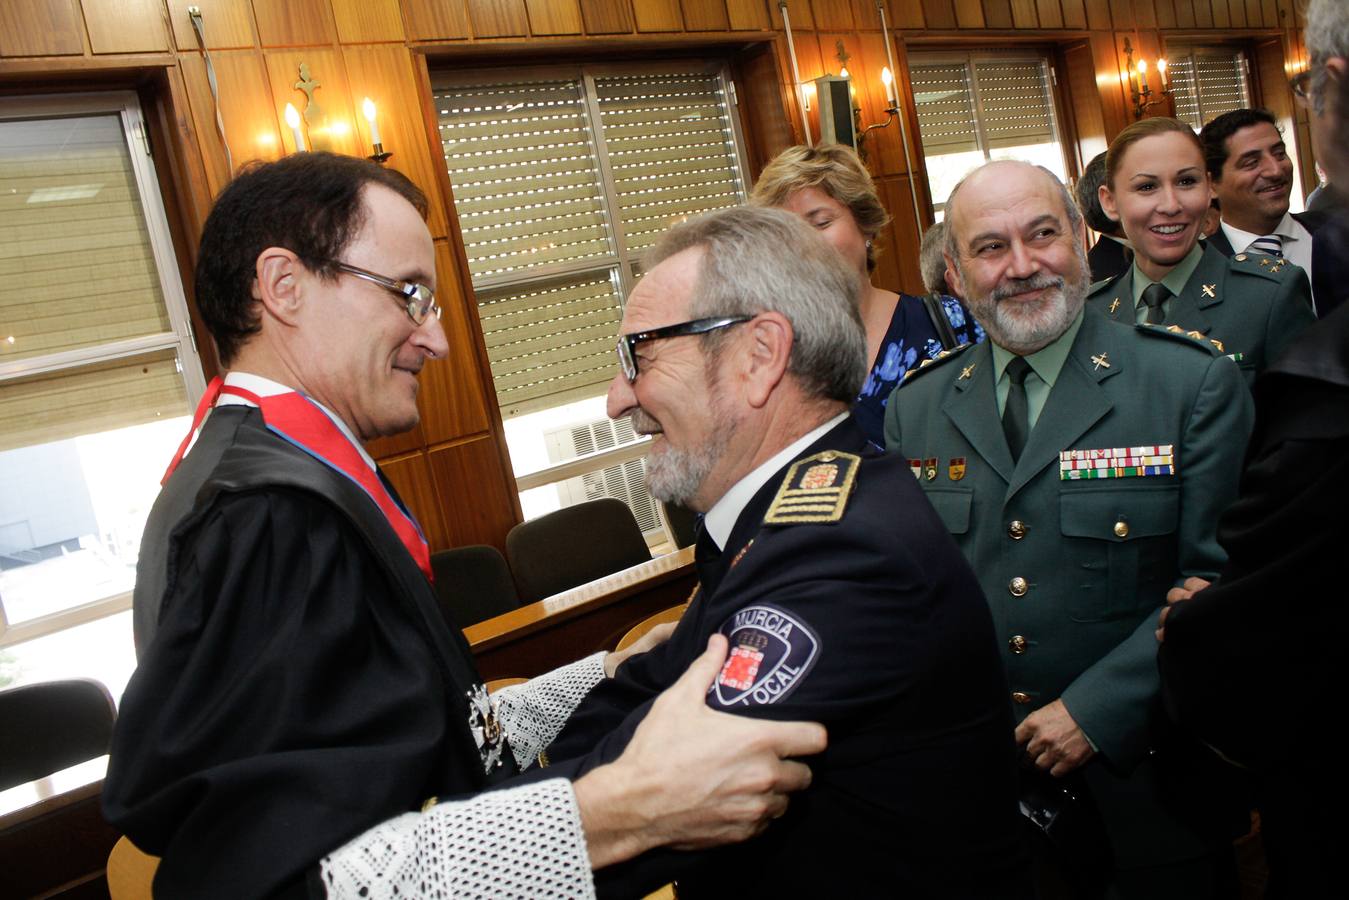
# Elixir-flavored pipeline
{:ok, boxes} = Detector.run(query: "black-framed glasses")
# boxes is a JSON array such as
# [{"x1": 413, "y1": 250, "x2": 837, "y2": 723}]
[
  {"x1": 616, "y1": 315, "x2": 752, "y2": 383},
  {"x1": 331, "y1": 261, "x2": 440, "y2": 325}
]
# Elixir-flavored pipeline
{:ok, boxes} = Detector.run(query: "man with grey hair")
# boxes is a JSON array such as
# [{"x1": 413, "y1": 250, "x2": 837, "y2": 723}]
[
  {"x1": 1159, "y1": 1, "x2": 1349, "y2": 893},
  {"x1": 887, "y1": 160, "x2": 1252, "y2": 898},
  {"x1": 544, "y1": 205, "x2": 1028, "y2": 898},
  {"x1": 919, "y1": 220, "x2": 951, "y2": 294}
]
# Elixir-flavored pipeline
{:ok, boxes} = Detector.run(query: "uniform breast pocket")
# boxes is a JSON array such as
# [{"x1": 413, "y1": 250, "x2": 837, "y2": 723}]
[
  {"x1": 1059, "y1": 485, "x2": 1179, "y2": 622},
  {"x1": 923, "y1": 487, "x2": 973, "y2": 535}
]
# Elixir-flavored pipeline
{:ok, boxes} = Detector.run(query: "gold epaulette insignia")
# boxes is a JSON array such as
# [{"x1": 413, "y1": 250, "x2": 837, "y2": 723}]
[
  {"x1": 764, "y1": 450, "x2": 860, "y2": 526},
  {"x1": 1235, "y1": 253, "x2": 1248, "y2": 261},
  {"x1": 1209, "y1": 337, "x2": 1224, "y2": 352}
]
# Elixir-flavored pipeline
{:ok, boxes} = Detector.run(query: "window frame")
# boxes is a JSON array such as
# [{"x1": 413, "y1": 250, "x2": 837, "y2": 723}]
[
  {"x1": 1162, "y1": 43, "x2": 1254, "y2": 131},
  {"x1": 0, "y1": 91, "x2": 204, "y2": 648}
]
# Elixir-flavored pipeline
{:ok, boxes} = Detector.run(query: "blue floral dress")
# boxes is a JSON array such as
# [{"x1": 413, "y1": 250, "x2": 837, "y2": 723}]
[{"x1": 852, "y1": 293, "x2": 985, "y2": 447}]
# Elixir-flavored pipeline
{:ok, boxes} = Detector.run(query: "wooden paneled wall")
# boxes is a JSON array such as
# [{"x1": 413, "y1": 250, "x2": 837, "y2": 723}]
[{"x1": 0, "y1": 0, "x2": 1313, "y2": 554}]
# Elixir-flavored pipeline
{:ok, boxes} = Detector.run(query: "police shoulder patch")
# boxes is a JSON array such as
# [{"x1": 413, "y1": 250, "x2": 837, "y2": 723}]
[
  {"x1": 1134, "y1": 322, "x2": 1221, "y2": 355},
  {"x1": 900, "y1": 341, "x2": 976, "y2": 385},
  {"x1": 710, "y1": 604, "x2": 820, "y2": 709},
  {"x1": 764, "y1": 450, "x2": 860, "y2": 525}
]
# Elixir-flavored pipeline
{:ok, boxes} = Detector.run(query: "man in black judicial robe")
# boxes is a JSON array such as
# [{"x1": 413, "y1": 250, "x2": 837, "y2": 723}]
[
  {"x1": 535, "y1": 206, "x2": 1029, "y2": 899},
  {"x1": 1158, "y1": 12, "x2": 1349, "y2": 893},
  {"x1": 104, "y1": 153, "x2": 826, "y2": 899}
]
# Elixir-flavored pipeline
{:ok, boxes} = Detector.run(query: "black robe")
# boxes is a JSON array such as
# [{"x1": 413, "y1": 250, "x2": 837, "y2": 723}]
[{"x1": 104, "y1": 406, "x2": 514, "y2": 898}]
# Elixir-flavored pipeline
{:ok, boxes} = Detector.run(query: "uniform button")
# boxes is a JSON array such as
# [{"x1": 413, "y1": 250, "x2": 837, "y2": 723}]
[
  {"x1": 1113, "y1": 520, "x2": 1129, "y2": 538},
  {"x1": 1008, "y1": 520, "x2": 1027, "y2": 540},
  {"x1": 1009, "y1": 635, "x2": 1028, "y2": 654},
  {"x1": 1009, "y1": 576, "x2": 1028, "y2": 597},
  {"x1": 1012, "y1": 691, "x2": 1031, "y2": 705}
]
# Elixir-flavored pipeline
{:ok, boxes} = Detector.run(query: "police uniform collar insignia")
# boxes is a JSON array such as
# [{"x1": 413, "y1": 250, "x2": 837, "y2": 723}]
[
  {"x1": 712, "y1": 604, "x2": 820, "y2": 709},
  {"x1": 1108, "y1": 297, "x2": 1121, "y2": 316},
  {"x1": 959, "y1": 363, "x2": 976, "y2": 380},
  {"x1": 1090, "y1": 352, "x2": 1110, "y2": 371},
  {"x1": 764, "y1": 450, "x2": 860, "y2": 525},
  {"x1": 1201, "y1": 283, "x2": 1216, "y2": 298},
  {"x1": 466, "y1": 684, "x2": 506, "y2": 772}
]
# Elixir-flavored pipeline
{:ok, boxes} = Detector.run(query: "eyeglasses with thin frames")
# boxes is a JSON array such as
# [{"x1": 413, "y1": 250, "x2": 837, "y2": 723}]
[
  {"x1": 615, "y1": 315, "x2": 752, "y2": 383},
  {"x1": 330, "y1": 261, "x2": 440, "y2": 325},
  {"x1": 1290, "y1": 68, "x2": 1315, "y2": 107}
]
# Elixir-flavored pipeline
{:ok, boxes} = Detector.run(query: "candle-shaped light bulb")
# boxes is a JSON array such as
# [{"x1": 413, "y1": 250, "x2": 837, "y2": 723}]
[
  {"x1": 1137, "y1": 59, "x2": 1150, "y2": 91},
  {"x1": 1156, "y1": 58, "x2": 1168, "y2": 88},
  {"x1": 362, "y1": 97, "x2": 381, "y2": 146},
  {"x1": 284, "y1": 103, "x2": 305, "y2": 151},
  {"x1": 881, "y1": 66, "x2": 897, "y2": 106},
  {"x1": 839, "y1": 65, "x2": 850, "y2": 80}
]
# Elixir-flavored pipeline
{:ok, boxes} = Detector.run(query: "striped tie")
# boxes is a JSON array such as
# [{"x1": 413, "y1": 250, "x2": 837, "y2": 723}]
[{"x1": 1246, "y1": 234, "x2": 1283, "y2": 258}]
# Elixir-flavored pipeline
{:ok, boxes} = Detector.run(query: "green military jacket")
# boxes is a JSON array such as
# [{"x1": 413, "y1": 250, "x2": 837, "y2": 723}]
[
  {"x1": 884, "y1": 311, "x2": 1252, "y2": 770},
  {"x1": 1086, "y1": 240, "x2": 1314, "y2": 385}
]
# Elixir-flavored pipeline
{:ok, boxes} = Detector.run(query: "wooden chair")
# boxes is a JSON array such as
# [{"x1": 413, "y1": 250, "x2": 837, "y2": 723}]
[
  {"x1": 506, "y1": 499, "x2": 652, "y2": 604},
  {"x1": 0, "y1": 678, "x2": 115, "y2": 792},
  {"x1": 484, "y1": 677, "x2": 528, "y2": 693},
  {"x1": 430, "y1": 544, "x2": 520, "y2": 628},
  {"x1": 106, "y1": 836, "x2": 159, "y2": 900},
  {"x1": 615, "y1": 603, "x2": 689, "y2": 652}
]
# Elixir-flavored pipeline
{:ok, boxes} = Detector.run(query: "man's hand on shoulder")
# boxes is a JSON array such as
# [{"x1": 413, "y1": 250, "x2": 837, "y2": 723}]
[
  {"x1": 1015, "y1": 699, "x2": 1096, "y2": 777},
  {"x1": 574, "y1": 634, "x2": 827, "y2": 869}
]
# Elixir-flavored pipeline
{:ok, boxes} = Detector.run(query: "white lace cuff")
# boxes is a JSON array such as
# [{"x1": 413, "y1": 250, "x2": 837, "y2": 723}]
[
  {"x1": 496, "y1": 651, "x2": 606, "y2": 769},
  {"x1": 319, "y1": 778, "x2": 596, "y2": 899}
]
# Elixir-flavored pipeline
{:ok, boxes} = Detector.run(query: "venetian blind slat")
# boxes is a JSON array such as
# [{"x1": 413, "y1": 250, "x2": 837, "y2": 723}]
[
  {"x1": 595, "y1": 71, "x2": 744, "y2": 256},
  {"x1": 0, "y1": 114, "x2": 171, "y2": 364},
  {"x1": 435, "y1": 78, "x2": 613, "y2": 281},
  {"x1": 911, "y1": 63, "x2": 980, "y2": 154},
  {"x1": 1168, "y1": 51, "x2": 1250, "y2": 129},
  {"x1": 973, "y1": 60, "x2": 1056, "y2": 150}
]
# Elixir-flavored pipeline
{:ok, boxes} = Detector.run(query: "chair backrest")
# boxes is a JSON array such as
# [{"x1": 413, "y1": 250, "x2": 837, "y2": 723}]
[
  {"x1": 430, "y1": 544, "x2": 520, "y2": 628},
  {"x1": 106, "y1": 836, "x2": 159, "y2": 900},
  {"x1": 0, "y1": 678, "x2": 116, "y2": 792},
  {"x1": 615, "y1": 603, "x2": 689, "y2": 652},
  {"x1": 506, "y1": 498, "x2": 653, "y2": 603},
  {"x1": 660, "y1": 501, "x2": 699, "y2": 548}
]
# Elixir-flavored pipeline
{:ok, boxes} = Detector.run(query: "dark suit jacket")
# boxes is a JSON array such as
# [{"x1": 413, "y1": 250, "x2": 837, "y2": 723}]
[
  {"x1": 1159, "y1": 299, "x2": 1349, "y2": 897},
  {"x1": 1087, "y1": 234, "x2": 1131, "y2": 283},
  {"x1": 544, "y1": 416, "x2": 1029, "y2": 899},
  {"x1": 884, "y1": 312, "x2": 1254, "y2": 869},
  {"x1": 1204, "y1": 211, "x2": 1343, "y2": 317}
]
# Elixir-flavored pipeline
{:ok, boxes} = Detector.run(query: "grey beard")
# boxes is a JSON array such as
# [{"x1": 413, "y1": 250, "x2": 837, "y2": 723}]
[
  {"x1": 966, "y1": 248, "x2": 1090, "y2": 355},
  {"x1": 631, "y1": 405, "x2": 733, "y2": 508}
]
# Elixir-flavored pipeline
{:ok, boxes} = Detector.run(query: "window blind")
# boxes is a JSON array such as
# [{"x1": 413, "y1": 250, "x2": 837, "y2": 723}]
[
  {"x1": 973, "y1": 60, "x2": 1056, "y2": 150},
  {"x1": 1168, "y1": 50, "x2": 1250, "y2": 130},
  {"x1": 911, "y1": 63, "x2": 980, "y2": 154},
  {"x1": 0, "y1": 115, "x2": 171, "y2": 363}
]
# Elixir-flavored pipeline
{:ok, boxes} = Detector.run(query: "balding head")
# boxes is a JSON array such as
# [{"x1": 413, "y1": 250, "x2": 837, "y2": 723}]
[{"x1": 940, "y1": 160, "x2": 1090, "y2": 355}]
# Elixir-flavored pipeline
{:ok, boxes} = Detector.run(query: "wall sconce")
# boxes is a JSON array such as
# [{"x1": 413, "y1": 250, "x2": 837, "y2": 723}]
[
  {"x1": 284, "y1": 103, "x2": 306, "y2": 152},
  {"x1": 1124, "y1": 38, "x2": 1171, "y2": 119},
  {"x1": 363, "y1": 98, "x2": 392, "y2": 164},
  {"x1": 854, "y1": 67, "x2": 902, "y2": 163}
]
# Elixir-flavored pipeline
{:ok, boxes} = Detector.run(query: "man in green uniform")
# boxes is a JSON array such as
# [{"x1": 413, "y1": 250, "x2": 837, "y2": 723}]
[
  {"x1": 1086, "y1": 235, "x2": 1313, "y2": 385},
  {"x1": 885, "y1": 160, "x2": 1253, "y2": 898}
]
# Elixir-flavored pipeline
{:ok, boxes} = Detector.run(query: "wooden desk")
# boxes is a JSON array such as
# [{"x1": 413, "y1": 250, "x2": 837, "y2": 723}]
[
  {"x1": 466, "y1": 546, "x2": 696, "y2": 681},
  {"x1": 0, "y1": 755, "x2": 117, "y2": 898}
]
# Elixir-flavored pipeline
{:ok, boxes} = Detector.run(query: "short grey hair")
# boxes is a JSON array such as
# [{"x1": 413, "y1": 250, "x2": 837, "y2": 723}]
[
  {"x1": 1307, "y1": 0, "x2": 1349, "y2": 115},
  {"x1": 944, "y1": 161, "x2": 1083, "y2": 260},
  {"x1": 919, "y1": 222, "x2": 948, "y2": 294},
  {"x1": 646, "y1": 206, "x2": 868, "y2": 404}
]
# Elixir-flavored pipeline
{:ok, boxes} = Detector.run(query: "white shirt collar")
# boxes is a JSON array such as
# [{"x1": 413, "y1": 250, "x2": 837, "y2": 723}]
[
  {"x1": 1220, "y1": 211, "x2": 1309, "y2": 251},
  {"x1": 216, "y1": 371, "x2": 377, "y2": 472},
  {"x1": 702, "y1": 412, "x2": 849, "y2": 551}
]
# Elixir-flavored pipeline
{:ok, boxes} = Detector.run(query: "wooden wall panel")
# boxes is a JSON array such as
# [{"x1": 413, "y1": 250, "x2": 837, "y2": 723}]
[
  {"x1": 955, "y1": 0, "x2": 986, "y2": 30},
  {"x1": 726, "y1": 0, "x2": 769, "y2": 30},
  {"x1": 1090, "y1": 30, "x2": 1127, "y2": 139},
  {"x1": 332, "y1": 0, "x2": 407, "y2": 42},
  {"x1": 580, "y1": 0, "x2": 635, "y2": 32},
  {"x1": 851, "y1": 0, "x2": 882, "y2": 30},
  {"x1": 813, "y1": 0, "x2": 854, "y2": 31},
  {"x1": 467, "y1": 0, "x2": 530, "y2": 36},
  {"x1": 0, "y1": 0, "x2": 84, "y2": 56},
  {"x1": 892, "y1": 0, "x2": 925, "y2": 28},
  {"x1": 179, "y1": 50, "x2": 281, "y2": 195},
  {"x1": 770, "y1": 0, "x2": 814, "y2": 29},
  {"x1": 168, "y1": 0, "x2": 255, "y2": 51},
  {"x1": 402, "y1": 0, "x2": 473, "y2": 40},
  {"x1": 381, "y1": 452, "x2": 452, "y2": 550},
  {"x1": 417, "y1": 242, "x2": 492, "y2": 442},
  {"x1": 1063, "y1": 40, "x2": 1107, "y2": 163},
  {"x1": 633, "y1": 0, "x2": 683, "y2": 31},
  {"x1": 524, "y1": 0, "x2": 584, "y2": 34},
  {"x1": 1060, "y1": 0, "x2": 1085, "y2": 28},
  {"x1": 1261, "y1": 0, "x2": 1277, "y2": 29},
  {"x1": 1036, "y1": 0, "x2": 1063, "y2": 29},
  {"x1": 1211, "y1": 0, "x2": 1231, "y2": 29},
  {"x1": 1195, "y1": 1, "x2": 1214, "y2": 29},
  {"x1": 83, "y1": 0, "x2": 170, "y2": 54},
  {"x1": 733, "y1": 39, "x2": 794, "y2": 174},
  {"x1": 1229, "y1": 0, "x2": 1247, "y2": 29},
  {"x1": 1133, "y1": 0, "x2": 1156, "y2": 29},
  {"x1": 874, "y1": 175, "x2": 925, "y2": 296},
  {"x1": 428, "y1": 436, "x2": 520, "y2": 551},
  {"x1": 1011, "y1": 0, "x2": 1038, "y2": 29},
  {"x1": 920, "y1": 0, "x2": 956, "y2": 29},
  {"x1": 252, "y1": 0, "x2": 337, "y2": 47},
  {"x1": 982, "y1": 0, "x2": 1013, "y2": 29},
  {"x1": 1174, "y1": 0, "x2": 1195, "y2": 27},
  {"x1": 1084, "y1": 0, "x2": 1109, "y2": 30},
  {"x1": 1154, "y1": 0, "x2": 1175, "y2": 30},
  {"x1": 1245, "y1": 0, "x2": 1262, "y2": 29},
  {"x1": 683, "y1": 0, "x2": 731, "y2": 31},
  {"x1": 341, "y1": 45, "x2": 451, "y2": 238},
  {"x1": 264, "y1": 49, "x2": 361, "y2": 157}
]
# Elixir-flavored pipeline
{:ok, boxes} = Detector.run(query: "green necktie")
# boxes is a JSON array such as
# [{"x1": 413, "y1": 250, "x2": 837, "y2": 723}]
[
  {"x1": 1140, "y1": 282, "x2": 1171, "y2": 325},
  {"x1": 1002, "y1": 356, "x2": 1032, "y2": 463}
]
